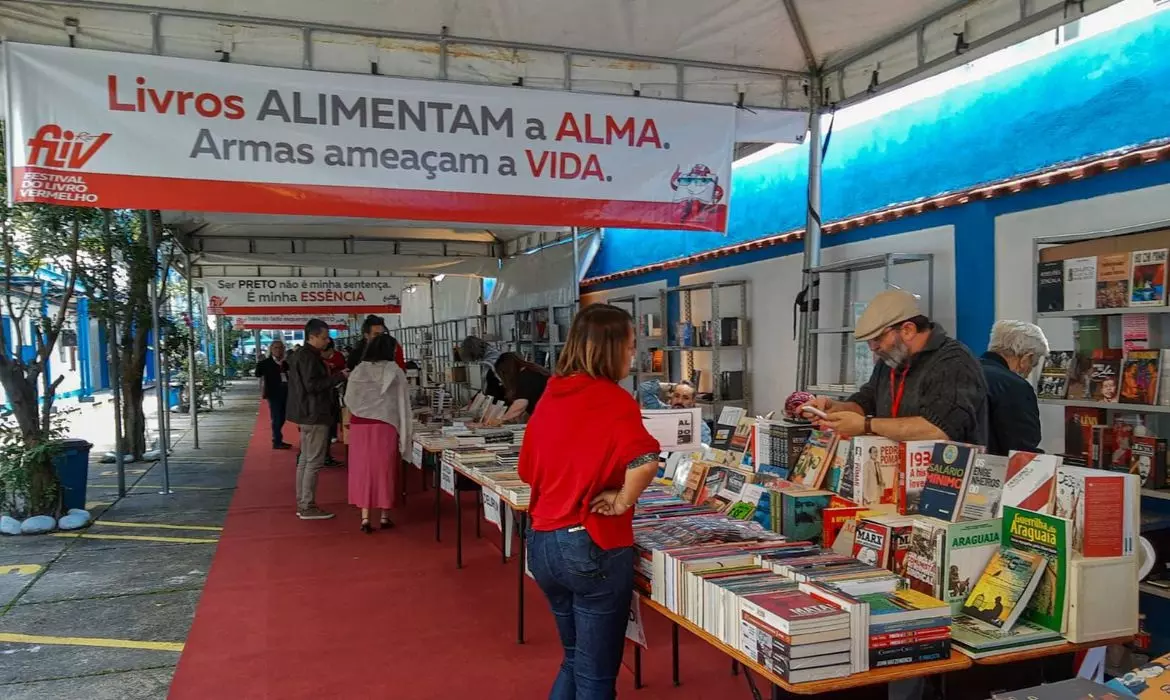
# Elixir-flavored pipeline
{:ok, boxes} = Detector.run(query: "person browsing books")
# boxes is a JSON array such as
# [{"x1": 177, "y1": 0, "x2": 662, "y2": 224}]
[
  {"x1": 344, "y1": 334, "x2": 412, "y2": 533},
  {"x1": 479, "y1": 352, "x2": 549, "y2": 426},
  {"x1": 980, "y1": 320, "x2": 1048, "y2": 456},
  {"x1": 347, "y1": 314, "x2": 406, "y2": 372},
  {"x1": 459, "y1": 335, "x2": 508, "y2": 404},
  {"x1": 287, "y1": 319, "x2": 349, "y2": 520},
  {"x1": 638, "y1": 378, "x2": 713, "y2": 444},
  {"x1": 518, "y1": 303, "x2": 660, "y2": 700},
  {"x1": 802, "y1": 289, "x2": 988, "y2": 445}
]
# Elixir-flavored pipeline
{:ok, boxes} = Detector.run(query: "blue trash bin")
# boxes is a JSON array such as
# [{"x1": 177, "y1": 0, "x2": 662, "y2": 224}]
[
  {"x1": 51, "y1": 439, "x2": 94, "y2": 512},
  {"x1": 168, "y1": 384, "x2": 182, "y2": 408}
]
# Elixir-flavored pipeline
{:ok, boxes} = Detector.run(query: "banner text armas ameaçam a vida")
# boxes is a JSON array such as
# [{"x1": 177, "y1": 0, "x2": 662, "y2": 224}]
[{"x1": 7, "y1": 42, "x2": 737, "y2": 231}]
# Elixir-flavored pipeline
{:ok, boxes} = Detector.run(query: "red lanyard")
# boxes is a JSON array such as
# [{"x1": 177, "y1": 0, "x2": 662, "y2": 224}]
[{"x1": 889, "y1": 366, "x2": 910, "y2": 418}]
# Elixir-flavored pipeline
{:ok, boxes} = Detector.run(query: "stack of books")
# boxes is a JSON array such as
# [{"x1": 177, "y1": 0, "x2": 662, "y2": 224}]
[
  {"x1": 949, "y1": 614, "x2": 1063, "y2": 659},
  {"x1": 858, "y1": 588, "x2": 953, "y2": 668},
  {"x1": 740, "y1": 589, "x2": 854, "y2": 683}
]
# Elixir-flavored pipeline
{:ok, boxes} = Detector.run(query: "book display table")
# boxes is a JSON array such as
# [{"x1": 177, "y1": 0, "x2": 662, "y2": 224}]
[
  {"x1": 638, "y1": 595, "x2": 972, "y2": 698},
  {"x1": 449, "y1": 460, "x2": 530, "y2": 645}
]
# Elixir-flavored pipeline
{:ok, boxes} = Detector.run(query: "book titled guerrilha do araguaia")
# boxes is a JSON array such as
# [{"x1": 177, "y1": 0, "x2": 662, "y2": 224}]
[{"x1": 1002, "y1": 506, "x2": 1070, "y2": 634}]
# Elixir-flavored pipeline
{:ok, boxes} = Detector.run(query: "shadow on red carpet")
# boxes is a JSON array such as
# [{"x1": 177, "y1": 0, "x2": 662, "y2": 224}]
[{"x1": 169, "y1": 403, "x2": 869, "y2": 699}]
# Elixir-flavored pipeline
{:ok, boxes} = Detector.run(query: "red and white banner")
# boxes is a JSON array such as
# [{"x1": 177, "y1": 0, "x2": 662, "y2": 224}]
[
  {"x1": 205, "y1": 276, "x2": 401, "y2": 315},
  {"x1": 6, "y1": 42, "x2": 737, "y2": 231},
  {"x1": 233, "y1": 315, "x2": 350, "y2": 331}
]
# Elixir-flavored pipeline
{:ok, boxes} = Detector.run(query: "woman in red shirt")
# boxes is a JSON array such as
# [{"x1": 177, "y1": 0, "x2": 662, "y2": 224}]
[{"x1": 518, "y1": 304, "x2": 660, "y2": 700}]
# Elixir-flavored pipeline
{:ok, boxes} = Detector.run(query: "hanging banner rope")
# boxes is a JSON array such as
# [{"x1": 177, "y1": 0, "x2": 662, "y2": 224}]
[{"x1": 6, "y1": 42, "x2": 741, "y2": 232}]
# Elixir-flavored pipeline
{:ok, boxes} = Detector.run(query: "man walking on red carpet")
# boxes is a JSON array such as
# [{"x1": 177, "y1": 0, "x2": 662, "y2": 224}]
[{"x1": 288, "y1": 319, "x2": 348, "y2": 520}]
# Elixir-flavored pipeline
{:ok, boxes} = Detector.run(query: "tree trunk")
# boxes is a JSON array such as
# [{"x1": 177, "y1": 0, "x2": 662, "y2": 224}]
[
  {"x1": 0, "y1": 365, "x2": 58, "y2": 515},
  {"x1": 120, "y1": 378, "x2": 146, "y2": 458}
]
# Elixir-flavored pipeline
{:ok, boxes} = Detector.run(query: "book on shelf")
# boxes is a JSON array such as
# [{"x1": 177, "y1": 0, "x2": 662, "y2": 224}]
[
  {"x1": 1037, "y1": 260, "x2": 1064, "y2": 312},
  {"x1": 790, "y1": 430, "x2": 838, "y2": 489},
  {"x1": 1063, "y1": 256, "x2": 1097, "y2": 311},
  {"x1": 994, "y1": 678, "x2": 1126, "y2": 700},
  {"x1": 1065, "y1": 352, "x2": 1094, "y2": 400},
  {"x1": 1002, "y1": 506, "x2": 1070, "y2": 634},
  {"x1": 1130, "y1": 435, "x2": 1168, "y2": 489},
  {"x1": 1097, "y1": 252, "x2": 1130, "y2": 309},
  {"x1": 823, "y1": 438, "x2": 852, "y2": 497},
  {"x1": 1088, "y1": 351, "x2": 1123, "y2": 403},
  {"x1": 1105, "y1": 649, "x2": 1170, "y2": 697},
  {"x1": 919, "y1": 442, "x2": 979, "y2": 522},
  {"x1": 903, "y1": 517, "x2": 948, "y2": 598},
  {"x1": 851, "y1": 436, "x2": 900, "y2": 506},
  {"x1": 942, "y1": 518, "x2": 1002, "y2": 615},
  {"x1": 1120, "y1": 349, "x2": 1161, "y2": 405},
  {"x1": 896, "y1": 440, "x2": 936, "y2": 514},
  {"x1": 1052, "y1": 465, "x2": 1138, "y2": 558},
  {"x1": 1130, "y1": 248, "x2": 1168, "y2": 307},
  {"x1": 753, "y1": 420, "x2": 813, "y2": 479},
  {"x1": 960, "y1": 547, "x2": 1047, "y2": 631},
  {"x1": 858, "y1": 588, "x2": 952, "y2": 668},
  {"x1": 1064, "y1": 406, "x2": 1105, "y2": 464},
  {"x1": 957, "y1": 454, "x2": 1008, "y2": 520},
  {"x1": 1037, "y1": 350, "x2": 1073, "y2": 400},
  {"x1": 949, "y1": 613, "x2": 1063, "y2": 659},
  {"x1": 1002, "y1": 451, "x2": 1060, "y2": 514},
  {"x1": 779, "y1": 489, "x2": 834, "y2": 545},
  {"x1": 851, "y1": 515, "x2": 914, "y2": 573}
]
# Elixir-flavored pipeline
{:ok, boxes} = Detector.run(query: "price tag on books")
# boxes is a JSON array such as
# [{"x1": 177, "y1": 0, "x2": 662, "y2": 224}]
[
  {"x1": 411, "y1": 442, "x2": 423, "y2": 468},
  {"x1": 440, "y1": 463, "x2": 456, "y2": 495},
  {"x1": 482, "y1": 489, "x2": 503, "y2": 531}
]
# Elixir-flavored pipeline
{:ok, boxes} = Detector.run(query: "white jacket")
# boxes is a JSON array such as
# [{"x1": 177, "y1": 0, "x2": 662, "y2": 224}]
[{"x1": 343, "y1": 360, "x2": 412, "y2": 459}]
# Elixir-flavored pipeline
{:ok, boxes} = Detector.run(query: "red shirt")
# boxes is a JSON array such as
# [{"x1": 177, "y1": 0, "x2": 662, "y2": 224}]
[{"x1": 518, "y1": 374, "x2": 660, "y2": 550}]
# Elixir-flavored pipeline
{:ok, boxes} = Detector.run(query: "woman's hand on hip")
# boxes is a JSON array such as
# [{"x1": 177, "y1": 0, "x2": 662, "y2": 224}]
[{"x1": 590, "y1": 490, "x2": 630, "y2": 516}]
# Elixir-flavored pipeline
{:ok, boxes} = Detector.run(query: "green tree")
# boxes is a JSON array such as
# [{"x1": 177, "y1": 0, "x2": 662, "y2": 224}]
[
  {"x1": 76, "y1": 210, "x2": 177, "y2": 459},
  {"x1": 0, "y1": 148, "x2": 97, "y2": 515}
]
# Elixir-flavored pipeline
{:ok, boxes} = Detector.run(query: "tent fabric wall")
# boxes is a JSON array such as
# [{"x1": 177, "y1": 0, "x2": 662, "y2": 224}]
[
  {"x1": 488, "y1": 233, "x2": 598, "y2": 314},
  {"x1": 393, "y1": 276, "x2": 484, "y2": 329}
]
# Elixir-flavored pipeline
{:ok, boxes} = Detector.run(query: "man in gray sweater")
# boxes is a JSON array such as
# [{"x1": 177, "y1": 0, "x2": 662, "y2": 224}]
[{"x1": 803, "y1": 289, "x2": 988, "y2": 446}]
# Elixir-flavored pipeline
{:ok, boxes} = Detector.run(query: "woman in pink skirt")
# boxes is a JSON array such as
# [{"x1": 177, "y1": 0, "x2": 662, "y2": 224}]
[{"x1": 343, "y1": 334, "x2": 412, "y2": 533}]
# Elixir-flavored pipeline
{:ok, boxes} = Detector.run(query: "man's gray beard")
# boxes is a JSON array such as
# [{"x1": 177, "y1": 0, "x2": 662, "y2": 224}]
[{"x1": 878, "y1": 337, "x2": 911, "y2": 368}]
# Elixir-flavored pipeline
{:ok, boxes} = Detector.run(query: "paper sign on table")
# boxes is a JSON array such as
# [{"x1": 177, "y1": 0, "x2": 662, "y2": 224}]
[
  {"x1": 641, "y1": 408, "x2": 702, "y2": 452},
  {"x1": 482, "y1": 490, "x2": 503, "y2": 531},
  {"x1": 440, "y1": 463, "x2": 456, "y2": 495}
]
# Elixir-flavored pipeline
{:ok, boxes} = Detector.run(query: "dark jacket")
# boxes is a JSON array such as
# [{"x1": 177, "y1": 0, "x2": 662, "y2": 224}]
[
  {"x1": 979, "y1": 352, "x2": 1042, "y2": 456},
  {"x1": 848, "y1": 325, "x2": 988, "y2": 446},
  {"x1": 255, "y1": 356, "x2": 289, "y2": 401},
  {"x1": 287, "y1": 344, "x2": 344, "y2": 425}
]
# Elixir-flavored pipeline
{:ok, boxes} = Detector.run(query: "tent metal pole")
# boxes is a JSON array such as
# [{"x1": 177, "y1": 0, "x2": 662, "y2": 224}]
[
  {"x1": 796, "y1": 83, "x2": 823, "y2": 391},
  {"x1": 103, "y1": 210, "x2": 126, "y2": 497},
  {"x1": 146, "y1": 212, "x2": 172, "y2": 495},
  {"x1": 571, "y1": 227, "x2": 580, "y2": 302},
  {"x1": 185, "y1": 252, "x2": 200, "y2": 448}
]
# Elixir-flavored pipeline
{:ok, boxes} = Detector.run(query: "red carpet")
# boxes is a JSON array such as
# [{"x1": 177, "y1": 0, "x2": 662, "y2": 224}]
[{"x1": 170, "y1": 404, "x2": 881, "y2": 699}]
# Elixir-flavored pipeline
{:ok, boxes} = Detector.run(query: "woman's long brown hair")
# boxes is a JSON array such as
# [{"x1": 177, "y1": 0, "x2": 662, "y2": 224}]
[
  {"x1": 494, "y1": 352, "x2": 549, "y2": 401},
  {"x1": 554, "y1": 303, "x2": 634, "y2": 382}
]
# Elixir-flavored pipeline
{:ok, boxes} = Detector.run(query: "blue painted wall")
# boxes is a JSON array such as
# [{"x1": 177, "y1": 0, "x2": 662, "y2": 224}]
[{"x1": 591, "y1": 11, "x2": 1170, "y2": 277}]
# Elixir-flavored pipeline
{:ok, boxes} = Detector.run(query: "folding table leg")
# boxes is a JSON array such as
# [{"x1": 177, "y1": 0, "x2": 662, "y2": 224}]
[
  {"x1": 475, "y1": 492, "x2": 482, "y2": 539},
  {"x1": 455, "y1": 489, "x2": 463, "y2": 569},
  {"x1": 671, "y1": 622, "x2": 680, "y2": 686},
  {"x1": 517, "y1": 511, "x2": 527, "y2": 645},
  {"x1": 732, "y1": 660, "x2": 740, "y2": 675},
  {"x1": 633, "y1": 644, "x2": 643, "y2": 689}
]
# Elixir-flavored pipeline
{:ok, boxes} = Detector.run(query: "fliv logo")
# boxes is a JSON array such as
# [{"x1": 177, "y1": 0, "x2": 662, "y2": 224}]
[{"x1": 26, "y1": 125, "x2": 111, "y2": 169}]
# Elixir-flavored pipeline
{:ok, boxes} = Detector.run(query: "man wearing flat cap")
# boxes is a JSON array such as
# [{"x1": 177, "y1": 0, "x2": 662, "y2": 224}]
[{"x1": 803, "y1": 289, "x2": 988, "y2": 445}]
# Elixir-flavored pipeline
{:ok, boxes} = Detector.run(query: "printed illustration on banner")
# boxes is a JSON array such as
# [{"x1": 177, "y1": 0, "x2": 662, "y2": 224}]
[{"x1": 670, "y1": 163, "x2": 724, "y2": 225}]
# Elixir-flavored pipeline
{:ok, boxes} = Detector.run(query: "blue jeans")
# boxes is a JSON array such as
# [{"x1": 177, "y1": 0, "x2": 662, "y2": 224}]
[{"x1": 528, "y1": 526, "x2": 635, "y2": 700}]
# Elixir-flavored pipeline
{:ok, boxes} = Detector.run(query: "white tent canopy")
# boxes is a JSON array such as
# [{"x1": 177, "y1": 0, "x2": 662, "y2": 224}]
[{"x1": 0, "y1": 0, "x2": 1123, "y2": 280}]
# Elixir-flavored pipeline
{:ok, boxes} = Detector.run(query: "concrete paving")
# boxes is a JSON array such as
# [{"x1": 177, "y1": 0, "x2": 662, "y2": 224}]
[{"x1": 0, "y1": 381, "x2": 258, "y2": 699}]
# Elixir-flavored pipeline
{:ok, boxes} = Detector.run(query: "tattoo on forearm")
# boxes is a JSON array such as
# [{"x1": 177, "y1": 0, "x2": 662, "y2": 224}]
[{"x1": 626, "y1": 453, "x2": 658, "y2": 471}]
